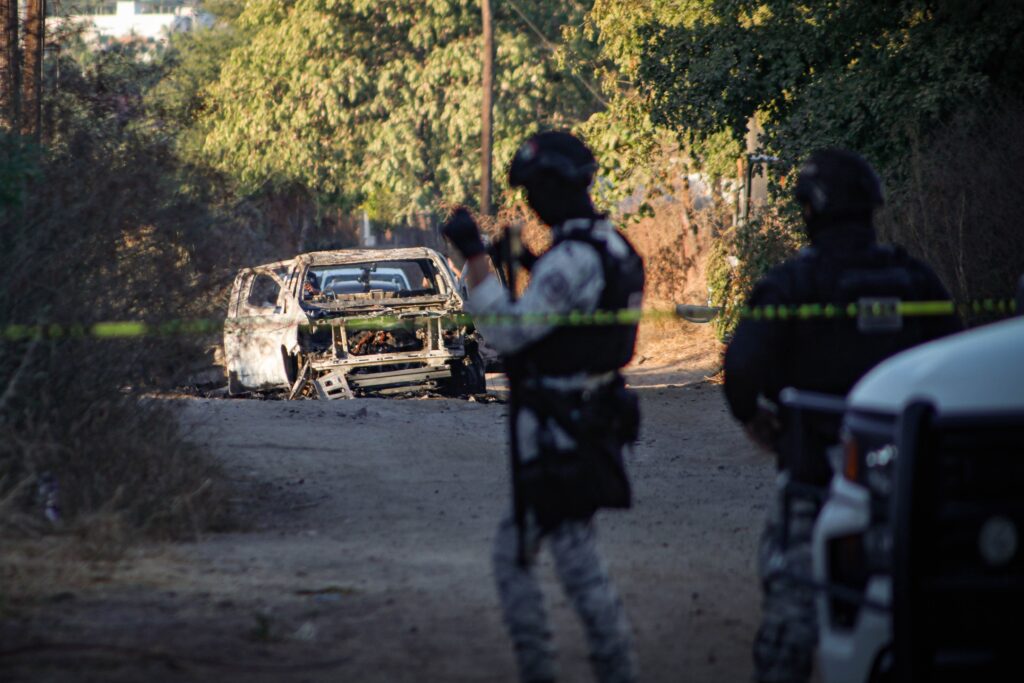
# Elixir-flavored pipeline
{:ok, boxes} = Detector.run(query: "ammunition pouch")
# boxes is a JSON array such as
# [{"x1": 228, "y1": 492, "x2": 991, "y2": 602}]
[{"x1": 518, "y1": 375, "x2": 638, "y2": 529}]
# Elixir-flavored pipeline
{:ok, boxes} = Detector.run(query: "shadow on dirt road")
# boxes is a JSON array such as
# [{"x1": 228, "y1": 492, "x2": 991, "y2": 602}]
[{"x1": 1, "y1": 378, "x2": 772, "y2": 682}]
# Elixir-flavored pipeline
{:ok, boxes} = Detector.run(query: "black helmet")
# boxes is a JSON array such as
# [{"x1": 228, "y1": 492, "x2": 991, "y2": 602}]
[
  {"x1": 508, "y1": 131, "x2": 597, "y2": 189},
  {"x1": 794, "y1": 149, "x2": 884, "y2": 218}
]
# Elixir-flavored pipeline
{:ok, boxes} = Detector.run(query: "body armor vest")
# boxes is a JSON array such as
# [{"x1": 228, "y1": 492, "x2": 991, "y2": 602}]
[
  {"x1": 517, "y1": 223, "x2": 645, "y2": 376},
  {"x1": 779, "y1": 242, "x2": 956, "y2": 484}
]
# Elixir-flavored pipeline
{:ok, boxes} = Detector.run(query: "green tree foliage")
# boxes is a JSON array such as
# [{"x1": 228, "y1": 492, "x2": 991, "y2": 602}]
[
  {"x1": 707, "y1": 206, "x2": 805, "y2": 339},
  {"x1": 148, "y1": 1, "x2": 252, "y2": 160},
  {"x1": 635, "y1": 0, "x2": 1024, "y2": 176},
  {"x1": 586, "y1": 1, "x2": 1024, "y2": 334},
  {"x1": 568, "y1": 1, "x2": 739, "y2": 212},
  {"x1": 196, "y1": 0, "x2": 599, "y2": 222}
]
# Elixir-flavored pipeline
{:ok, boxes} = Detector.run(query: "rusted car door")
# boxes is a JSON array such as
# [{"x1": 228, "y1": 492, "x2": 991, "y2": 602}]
[{"x1": 224, "y1": 260, "x2": 298, "y2": 392}]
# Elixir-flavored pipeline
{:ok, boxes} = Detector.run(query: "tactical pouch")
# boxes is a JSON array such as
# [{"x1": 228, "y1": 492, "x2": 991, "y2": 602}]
[
  {"x1": 518, "y1": 381, "x2": 634, "y2": 529},
  {"x1": 519, "y1": 452, "x2": 599, "y2": 529}
]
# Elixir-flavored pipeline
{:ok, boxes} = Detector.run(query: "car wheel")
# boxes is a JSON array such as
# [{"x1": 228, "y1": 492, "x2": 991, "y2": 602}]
[
  {"x1": 282, "y1": 347, "x2": 298, "y2": 385},
  {"x1": 464, "y1": 348, "x2": 487, "y2": 394},
  {"x1": 446, "y1": 349, "x2": 486, "y2": 396},
  {"x1": 227, "y1": 370, "x2": 244, "y2": 396}
]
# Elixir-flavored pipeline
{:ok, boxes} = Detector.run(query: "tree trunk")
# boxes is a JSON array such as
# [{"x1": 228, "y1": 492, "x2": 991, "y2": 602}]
[
  {"x1": 0, "y1": 0, "x2": 19, "y2": 131},
  {"x1": 22, "y1": 0, "x2": 44, "y2": 139},
  {"x1": 480, "y1": 0, "x2": 495, "y2": 216}
]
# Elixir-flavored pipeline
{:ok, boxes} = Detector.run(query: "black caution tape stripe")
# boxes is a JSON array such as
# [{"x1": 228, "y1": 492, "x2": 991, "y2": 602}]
[{"x1": 1, "y1": 299, "x2": 1016, "y2": 340}]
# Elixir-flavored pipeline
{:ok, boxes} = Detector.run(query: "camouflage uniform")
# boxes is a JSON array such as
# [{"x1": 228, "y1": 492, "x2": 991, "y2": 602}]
[
  {"x1": 469, "y1": 218, "x2": 637, "y2": 683},
  {"x1": 493, "y1": 514, "x2": 635, "y2": 683},
  {"x1": 754, "y1": 474, "x2": 819, "y2": 683}
]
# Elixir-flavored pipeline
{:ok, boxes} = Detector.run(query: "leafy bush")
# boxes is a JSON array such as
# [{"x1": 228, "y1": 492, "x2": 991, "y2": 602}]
[
  {"x1": 707, "y1": 205, "x2": 804, "y2": 340},
  {"x1": 584, "y1": 0, "x2": 1024, "y2": 336},
  {"x1": 0, "y1": 42, "x2": 232, "y2": 540},
  {"x1": 634, "y1": 1, "x2": 1024, "y2": 181}
]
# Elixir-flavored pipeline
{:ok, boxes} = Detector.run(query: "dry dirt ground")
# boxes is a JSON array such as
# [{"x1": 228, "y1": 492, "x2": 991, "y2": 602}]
[{"x1": 1, "y1": 326, "x2": 777, "y2": 683}]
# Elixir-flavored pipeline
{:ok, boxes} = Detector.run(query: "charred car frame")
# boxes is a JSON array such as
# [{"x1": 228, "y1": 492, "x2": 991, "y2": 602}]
[{"x1": 224, "y1": 247, "x2": 486, "y2": 398}]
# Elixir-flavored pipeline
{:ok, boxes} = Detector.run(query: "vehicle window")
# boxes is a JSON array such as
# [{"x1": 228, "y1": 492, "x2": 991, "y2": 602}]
[
  {"x1": 304, "y1": 259, "x2": 440, "y2": 301},
  {"x1": 247, "y1": 273, "x2": 281, "y2": 308}
]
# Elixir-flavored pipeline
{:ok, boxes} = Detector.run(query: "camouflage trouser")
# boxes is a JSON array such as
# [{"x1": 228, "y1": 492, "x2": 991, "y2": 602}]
[
  {"x1": 753, "y1": 473, "x2": 820, "y2": 683},
  {"x1": 492, "y1": 514, "x2": 636, "y2": 683}
]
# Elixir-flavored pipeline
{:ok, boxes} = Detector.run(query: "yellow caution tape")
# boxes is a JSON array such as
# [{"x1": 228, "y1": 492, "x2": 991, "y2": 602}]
[{"x1": 0, "y1": 299, "x2": 1015, "y2": 340}]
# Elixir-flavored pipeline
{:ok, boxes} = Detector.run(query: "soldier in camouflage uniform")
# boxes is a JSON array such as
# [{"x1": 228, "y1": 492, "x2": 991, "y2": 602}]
[
  {"x1": 442, "y1": 131, "x2": 643, "y2": 683},
  {"x1": 723, "y1": 149, "x2": 960, "y2": 682}
]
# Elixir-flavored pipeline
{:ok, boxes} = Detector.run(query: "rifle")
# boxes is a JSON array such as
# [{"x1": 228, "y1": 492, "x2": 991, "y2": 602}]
[{"x1": 501, "y1": 224, "x2": 529, "y2": 567}]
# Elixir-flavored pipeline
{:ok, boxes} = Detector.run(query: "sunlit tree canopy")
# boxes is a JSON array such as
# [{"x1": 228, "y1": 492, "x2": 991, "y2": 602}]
[{"x1": 199, "y1": 0, "x2": 600, "y2": 222}]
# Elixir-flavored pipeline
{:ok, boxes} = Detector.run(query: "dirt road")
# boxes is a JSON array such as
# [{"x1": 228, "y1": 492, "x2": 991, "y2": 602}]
[{"x1": 2, "y1": 366, "x2": 774, "y2": 682}]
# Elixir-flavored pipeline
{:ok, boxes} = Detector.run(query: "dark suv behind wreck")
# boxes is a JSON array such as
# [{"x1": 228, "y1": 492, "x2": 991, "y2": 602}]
[{"x1": 224, "y1": 247, "x2": 486, "y2": 398}]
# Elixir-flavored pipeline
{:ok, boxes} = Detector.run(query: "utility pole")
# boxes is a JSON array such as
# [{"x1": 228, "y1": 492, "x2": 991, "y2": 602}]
[
  {"x1": 22, "y1": 0, "x2": 44, "y2": 139},
  {"x1": 0, "y1": 0, "x2": 18, "y2": 131},
  {"x1": 480, "y1": 0, "x2": 495, "y2": 216}
]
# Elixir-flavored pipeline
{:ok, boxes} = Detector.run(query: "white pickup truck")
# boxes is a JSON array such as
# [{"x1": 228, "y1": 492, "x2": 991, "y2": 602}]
[{"x1": 812, "y1": 312, "x2": 1024, "y2": 681}]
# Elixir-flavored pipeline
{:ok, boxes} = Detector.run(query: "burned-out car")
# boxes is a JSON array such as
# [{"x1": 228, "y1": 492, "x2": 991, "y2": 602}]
[{"x1": 224, "y1": 247, "x2": 486, "y2": 398}]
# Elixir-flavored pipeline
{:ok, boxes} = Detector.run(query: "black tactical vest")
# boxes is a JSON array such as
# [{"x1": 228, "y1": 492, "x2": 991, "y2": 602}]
[
  {"x1": 777, "y1": 242, "x2": 960, "y2": 483},
  {"x1": 784, "y1": 242, "x2": 942, "y2": 389},
  {"x1": 517, "y1": 223, "x2": 645, "y2": 376}
]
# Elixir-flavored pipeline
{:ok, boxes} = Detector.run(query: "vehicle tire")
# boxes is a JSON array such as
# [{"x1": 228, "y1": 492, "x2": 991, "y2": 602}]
[
  {"x1": 447, "y1": 348, "x2": 487, "y2": 396},
  {"x1": 282, "y1": 348, "x2": 298, "y2": 385},
  {"x1": 463, "y1": 348, "x2": 487, "y2": 394},
  {"x1": 227, "y1": 370, "x2": 244, "y2": 396}
]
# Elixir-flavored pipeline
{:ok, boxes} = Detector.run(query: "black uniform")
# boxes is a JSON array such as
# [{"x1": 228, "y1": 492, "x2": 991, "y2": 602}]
[
  {"x1": 725, "y1": 219, "x2": 961, "y2": 483},
  {"x1": 723, "y1": 148, "x2": 960, "y2": 683}
]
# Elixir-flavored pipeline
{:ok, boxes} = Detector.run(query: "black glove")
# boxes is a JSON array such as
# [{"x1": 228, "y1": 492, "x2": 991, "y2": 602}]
[
  {"x1": 487, "y1": 232, "x2": 538, "y2": 272},
  {"x1": 440, "y1": 207, "x2": 486, "y2": 259}
]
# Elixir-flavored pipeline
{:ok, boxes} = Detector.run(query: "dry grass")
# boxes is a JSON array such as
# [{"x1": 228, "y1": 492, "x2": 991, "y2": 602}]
[
  {"x1": 879, "y1": 98, "x2": 1024, "y2": 319},
  {"x1": 634, "y1": 316, "x2": 721, "y2": 372},
  {"x1": 624, "y1": 195, "x2": 716, "y2": 309},
  {"x1": 0, "y1": 516, "x2": 159, "y2": 610},
  {"x1": 0, "y1": 43, "x2": 236, "y2": 585},
  {"x1": 1, "y1": 400, "x2": 230, "y2": 538}
]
